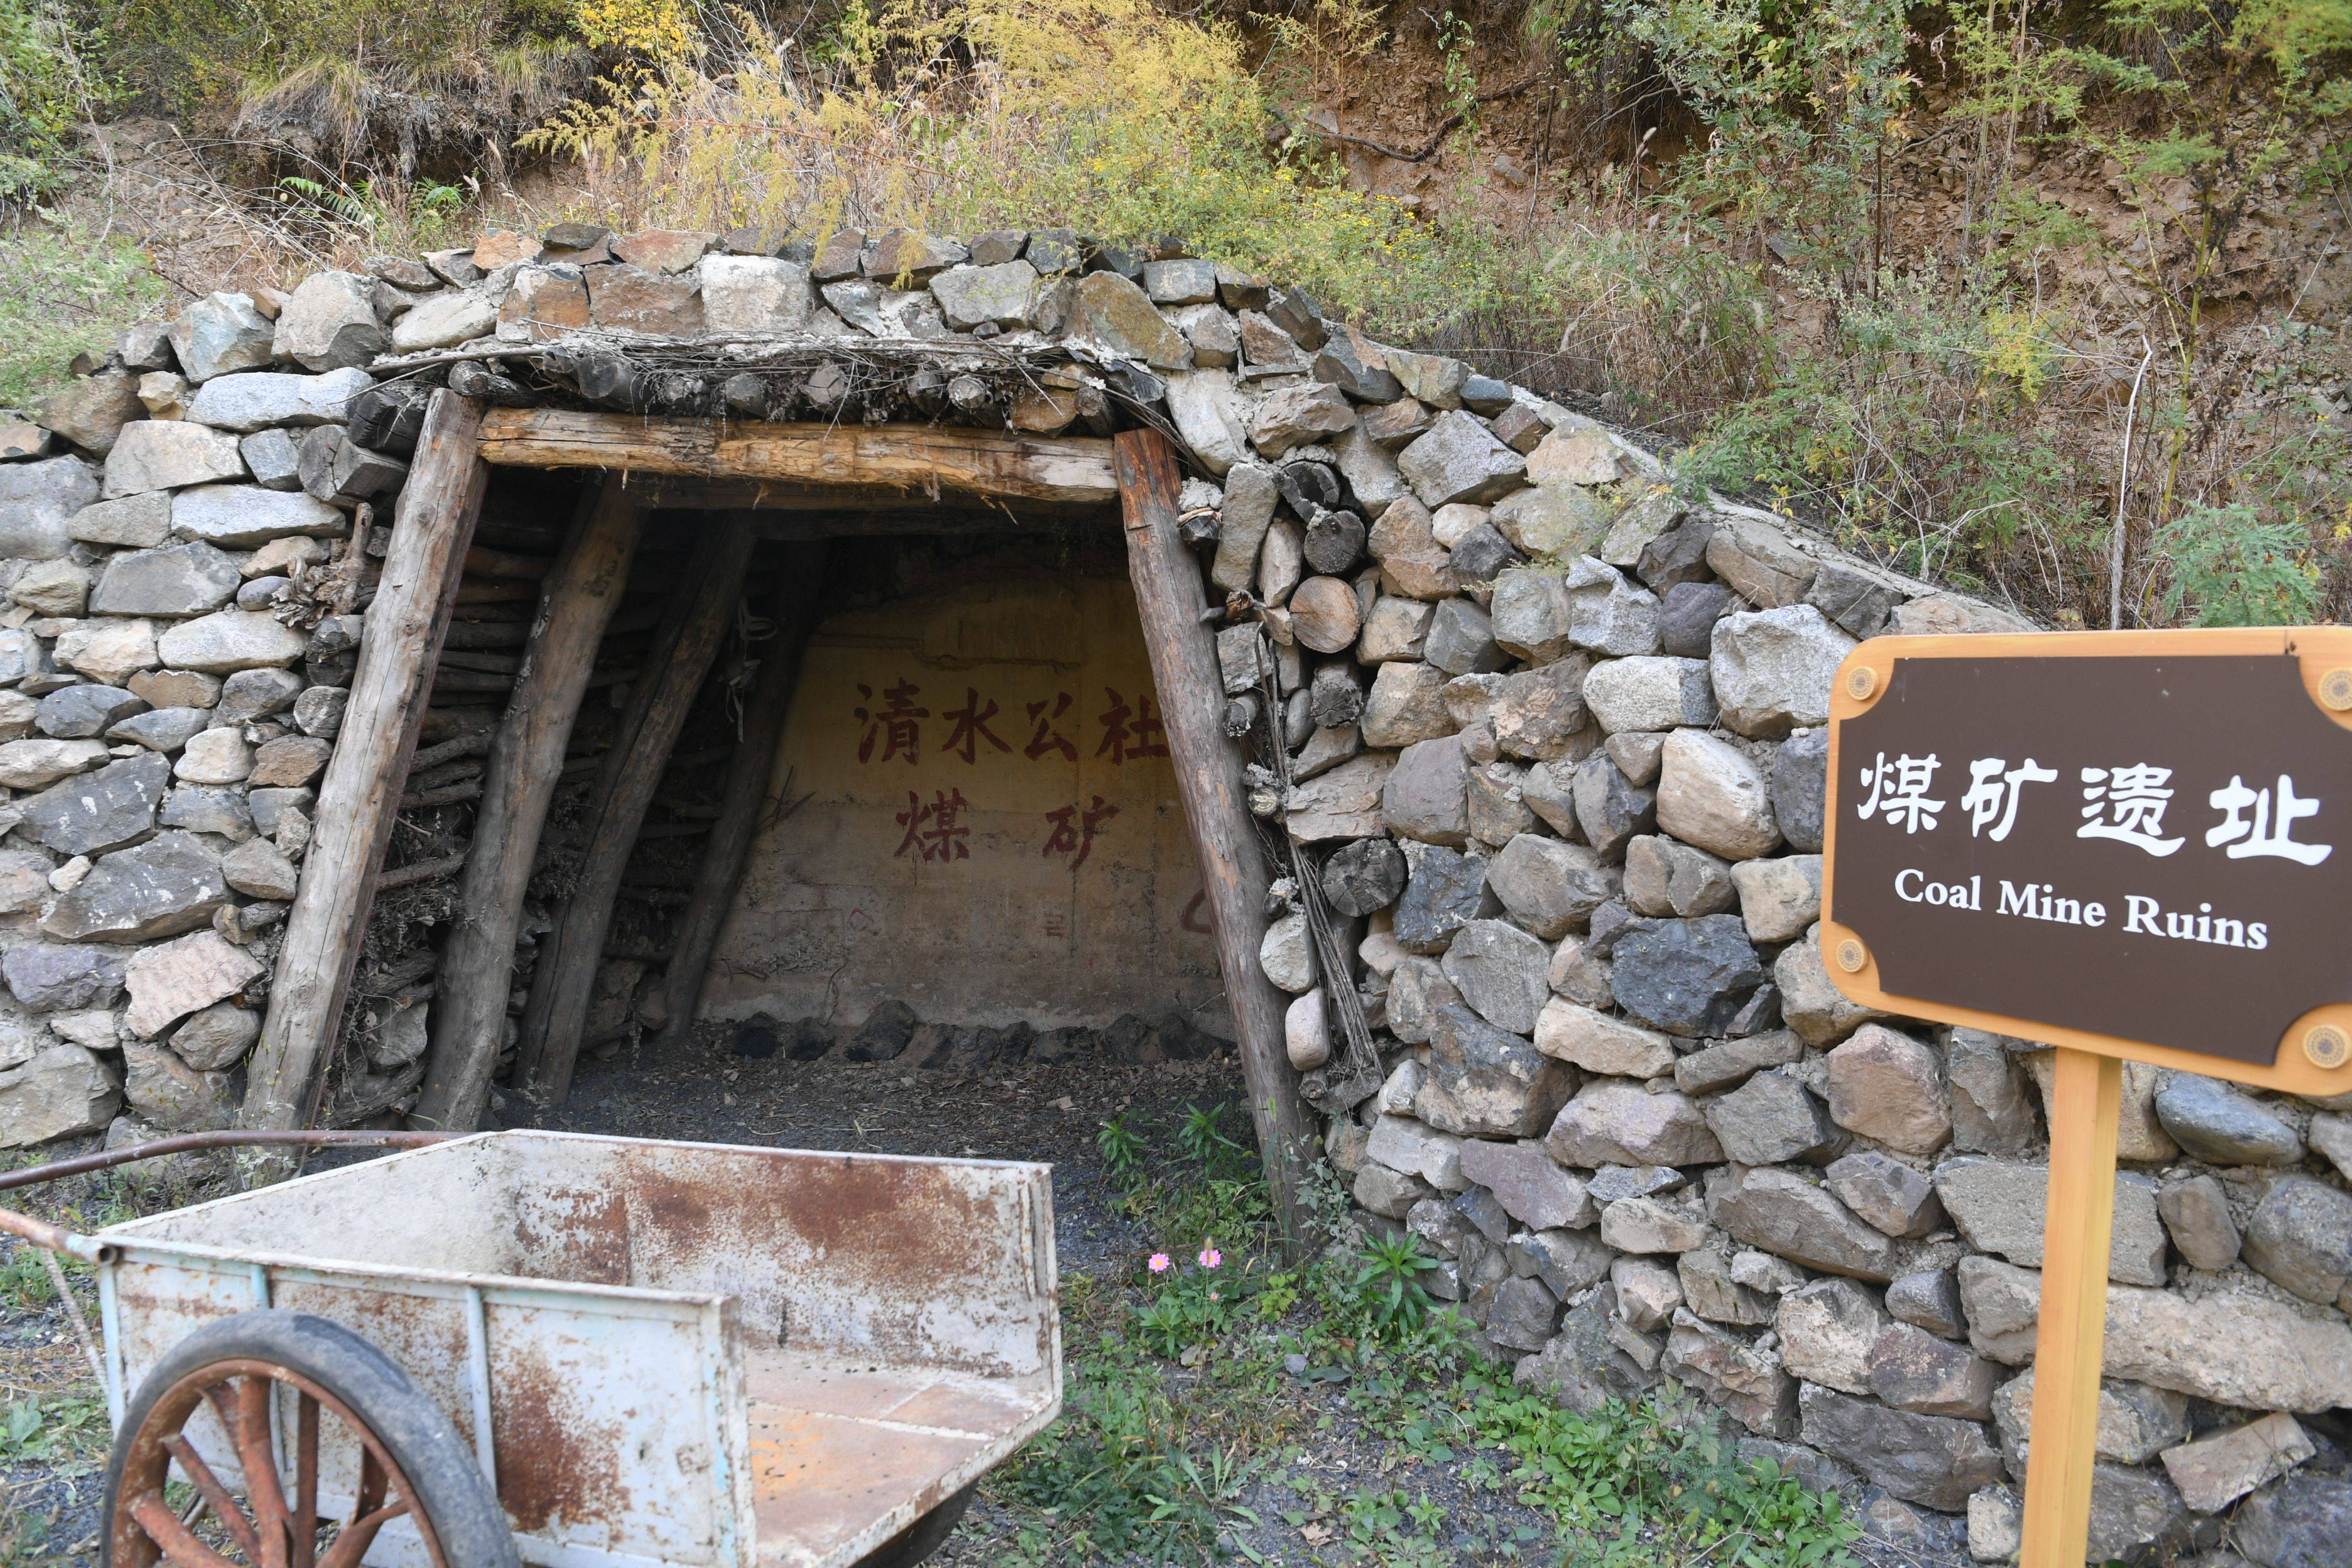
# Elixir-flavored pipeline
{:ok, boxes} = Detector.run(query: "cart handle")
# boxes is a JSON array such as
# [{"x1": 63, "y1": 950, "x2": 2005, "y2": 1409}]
[{"x1": 0, "y1": 1130, "x2": 456, "y2": 1263}]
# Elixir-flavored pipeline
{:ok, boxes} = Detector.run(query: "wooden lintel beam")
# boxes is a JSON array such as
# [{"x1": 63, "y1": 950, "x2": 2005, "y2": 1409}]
[{"x1": 475, "y1": 409, "x2": 1120, "y2": 509}]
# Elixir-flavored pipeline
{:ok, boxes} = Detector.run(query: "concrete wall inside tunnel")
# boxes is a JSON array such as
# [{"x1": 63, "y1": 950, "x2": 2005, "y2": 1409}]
[{"x1": 699, "y1": 555, "x2": 1227, "y2": 1035}]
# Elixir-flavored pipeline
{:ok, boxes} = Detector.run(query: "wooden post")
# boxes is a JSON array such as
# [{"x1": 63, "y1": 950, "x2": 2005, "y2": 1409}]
[
  {"x1": 242, "y1": 392, "x2": 489, "y2": 1132},
  {"x1": 409, "y1": 480, "x2": 644, "y2": 1133},
  {"x1": 515, "y1": 516, "x2": 759, "y2": 1102},
  {"x1": 2020, "y1": 1046, "x2": 2123, "y2": 1568},
  {"x1": 654, "y1": 542, "x2": 828, "y2": 1050},
  {"x1": 1114, "y1": 429, "x2": 1316, "y2": 1253}
]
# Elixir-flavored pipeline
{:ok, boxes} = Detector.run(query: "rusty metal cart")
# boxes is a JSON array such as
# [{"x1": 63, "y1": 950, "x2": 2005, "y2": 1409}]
[{"x1": 0, "y1": 1129, "x2": 1061, "y2": 1568}]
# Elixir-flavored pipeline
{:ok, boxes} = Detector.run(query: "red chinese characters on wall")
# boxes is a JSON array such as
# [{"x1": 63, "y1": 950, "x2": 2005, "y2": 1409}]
[
  {"x1": 893, "y1": 787, "x2": 973, "y2": 862},
  {"x1": 1041, "y1": 796, "x2": 1120, "y2": 869},
  {"x1": 857, "y1": 678, "x2": 1170, "y2": 866},
  {"x1": 853, "y1": 680, "x2": 929, "y2": 765}
]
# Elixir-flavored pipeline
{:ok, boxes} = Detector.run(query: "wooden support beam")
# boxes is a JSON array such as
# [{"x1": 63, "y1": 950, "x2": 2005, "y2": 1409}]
[
  {"x1": 242, "y1": 392, "x2": 489, "y2": 1132},
  {"x1": 655, "y1": 542, "x2": 828, "y2": 1050},
  {"x1": 2020, "y1": 1048, "x2": 2123, "y2": 1568},
  {"x1": 1114, "y1": 428, "x2": 1316, "y2": 1254},
  {"x1": 475, "y1": 409, "x2": 1119, "y2": 510},
  {"x1": 411, "y1": 481, "x2": 644, "y2": 1133},
  {"x1": 515, "y1": 516, "x2": 759, "y2": 1103}
]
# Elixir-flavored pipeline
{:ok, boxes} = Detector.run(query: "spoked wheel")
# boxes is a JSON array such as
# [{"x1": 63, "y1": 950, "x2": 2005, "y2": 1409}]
[{"x1": 104, "y1": 1310, "x2": 515, "y2": 1568}]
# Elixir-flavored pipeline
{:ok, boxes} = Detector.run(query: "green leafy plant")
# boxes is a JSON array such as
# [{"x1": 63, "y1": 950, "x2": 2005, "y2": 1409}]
[
  {"x1": 1350, "y1": 1232, "x2": 1441, "y2": 1339},
  {"x1": 2153, "y1": 502, "x2": 2326, "y2": 625},
  {"x1": 1095, "y1": 1110, "x2": 1146, "y2": 1192}
]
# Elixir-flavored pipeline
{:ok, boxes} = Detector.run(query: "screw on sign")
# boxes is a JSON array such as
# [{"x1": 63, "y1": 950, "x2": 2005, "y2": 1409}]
[{"x1": 1819, "y1": 627, "x2": 2352, "y2": 1568}]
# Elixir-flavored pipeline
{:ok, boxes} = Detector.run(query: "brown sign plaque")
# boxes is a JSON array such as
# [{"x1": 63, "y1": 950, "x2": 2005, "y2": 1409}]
[{"x1": 1821, "y1": 627, "x2": 2352, "y2": 1096}]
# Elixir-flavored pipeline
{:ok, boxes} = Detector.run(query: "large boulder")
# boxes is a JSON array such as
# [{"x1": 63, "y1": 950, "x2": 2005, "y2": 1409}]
[
  {"x1": 0, "y1": 1043, "x2": 120, "y2": 1146},
  {"x1": 1486, "y1": 834, "x2": 1616, "y2": 941},
  {"x1": 1544, "y1": 1079, "x2": 1722, "y2": 1167},
  {"x1": 1398, "y1": 411, "x2": 1527, "y2": 507},
  {"x1": 17, "y1": 751, "x2": 171, "y2": 856},
  {"x1": 1825, "y1": 1023, "x2": 1952, "y2": 1154},
  {"x1": 1711, "y1": 1165, "x2": 1899, "y2": 1281},
  {"x1": 90, "y1": 542, "x2": 243, "y2": 616},
  {"x1": 42, "y1": 832, "x2": 229, "y2": 942},
  {"x1": 273, "y1": 271, "x2": 388, "y2": 370},
  {"x1": 1420, "y1": 1003, "x2": 1573, "y2": 1138},
  {"x1": 1709, "y1": 605, "x2": 1855, "y2": 737},
  {"x1": 1609, "y1": 915, "x2": 1765, "y2": 1036},
  {"x1": 1934, "y1": 1156, "x2": 2168, "y2": 1286},
  {"x1": 1534, "y1": 1000, "x2": 1676, "y2": 1079},
  {"x1": 0, "y1": 455, "x2": 101, "y2": 558},
  {"x1": 183, "y1": 368, "x2": 373, "y2": 432},
  {"x1": 2240, "y1": 1175, "x2": 2352, "y2": 1307},
  {"x1": 1703, "y1": 1068, "x2": 1842, "y2": 1165},
  {"x1": 1654, "y1": 729, "x2": 1780, "y2": 859},
  {"x1": 1797, "y1": 1384, "x2": 2004, "y2": 1512},
  {"x1": 1581, "y1": 656, "x2": 1716, "y2": 733},
  {"x1": 1383, "y1": 733, "x2": 1471, "y2": 845},
  {"x1": 1440, "y1": 919, "x2": 1552, "y2": 1033}
]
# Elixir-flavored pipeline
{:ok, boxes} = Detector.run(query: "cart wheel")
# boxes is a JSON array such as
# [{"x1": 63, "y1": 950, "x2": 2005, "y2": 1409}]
[
  {"x1": 103, "y1": 1309, "x2": 515, "y2": 1568},
  {"x1": 856, "y1": 1484, "x2": 974, "y2": 1568}
]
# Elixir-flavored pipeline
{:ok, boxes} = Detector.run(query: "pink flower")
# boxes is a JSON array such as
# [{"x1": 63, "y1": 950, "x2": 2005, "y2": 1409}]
[
  {"x1": 1199, "y1": 1244, "x2": 1222, "y2": 1269},
  {"x1": 1148, "y1": 1253, "x2": 1171, "y2": 1273}
]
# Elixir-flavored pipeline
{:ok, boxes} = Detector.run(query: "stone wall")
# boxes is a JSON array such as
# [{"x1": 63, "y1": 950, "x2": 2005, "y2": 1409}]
[{"x1": 1, "y1": 220, "x2": 2346, "y2": 1562}]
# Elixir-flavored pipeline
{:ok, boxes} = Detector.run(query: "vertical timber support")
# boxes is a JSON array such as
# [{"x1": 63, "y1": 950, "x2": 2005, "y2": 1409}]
[
  {"x1": 243, "y1": 391, "x2": 490, "y2": 1134},
  {"x1": 411, "y1": 480, "x2": 644, "y2": 1132},
  {"x1": 1115, "y1": 429, "x2": 1316, "y2": 1254},
  {"x1": 2020, "y1": 1046, "x2": 2123, "y2": 1568},
  {"x1": 516, "y1": 515, "x2": 760, "y2": 1103},
  {"x1": 656, "y1": 542, "x2": 830, "y2": 1051}
]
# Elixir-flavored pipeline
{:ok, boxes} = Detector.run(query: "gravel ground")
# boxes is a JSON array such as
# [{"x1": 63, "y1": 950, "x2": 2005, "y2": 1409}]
[{"x1": 0, "y1": 1029, "x2": 1967, "y2": 1566}]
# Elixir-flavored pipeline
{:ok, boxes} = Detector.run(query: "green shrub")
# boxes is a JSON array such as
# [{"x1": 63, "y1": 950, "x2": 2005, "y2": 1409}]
[
  {"x1": 2153, "y1": 502, "x2": 2327, "y2": 626},
  {"x1": 0, "y1": 0, "x2": 96, "y2": 202},
  {"x1": 0, "y1": 216, "x2": 165, "y2": 407}
]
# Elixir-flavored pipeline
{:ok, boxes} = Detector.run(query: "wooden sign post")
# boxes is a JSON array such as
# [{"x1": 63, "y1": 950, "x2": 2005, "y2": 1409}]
[{"x1": 1819, "y1": 627, "x2": 2352, "y2": 1568}]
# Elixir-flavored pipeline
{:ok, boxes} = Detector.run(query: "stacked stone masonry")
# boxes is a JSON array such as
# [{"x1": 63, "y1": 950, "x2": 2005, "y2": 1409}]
[{"x1": 2, "y1": 221, "x2": 2347, "y2": 1565}]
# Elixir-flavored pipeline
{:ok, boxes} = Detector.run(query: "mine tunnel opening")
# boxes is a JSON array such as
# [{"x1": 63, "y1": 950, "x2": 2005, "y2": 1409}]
[{"x1": 333, "y1": 467, "x2": 1236, "y2": 1131}]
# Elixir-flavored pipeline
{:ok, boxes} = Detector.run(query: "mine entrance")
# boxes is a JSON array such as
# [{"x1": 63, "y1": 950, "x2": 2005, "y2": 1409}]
[
  {"x1": 250, "y1": 408, "x2": 1315, "y2": 1239},
  {"x1": 388, "y1": 491, "x2": 1229, "y2": 1113}
]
